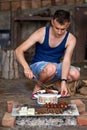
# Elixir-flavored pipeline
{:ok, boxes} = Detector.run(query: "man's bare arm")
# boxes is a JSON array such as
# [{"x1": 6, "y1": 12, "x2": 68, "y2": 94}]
[
  {"x1": 15, "y1": 27, "x2": 45, "y2": 79},
  {"x1": 61, "y1": 33, "x2": 76, "y2": 96}
]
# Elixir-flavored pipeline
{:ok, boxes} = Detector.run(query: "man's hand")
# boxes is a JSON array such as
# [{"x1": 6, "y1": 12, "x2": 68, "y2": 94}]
[
  {"x1": 24, "y1": 68, "x2": 34, "y2": 79},
  {"x1": 60, "y1": 81, "x2": 68, "y2": 97}
]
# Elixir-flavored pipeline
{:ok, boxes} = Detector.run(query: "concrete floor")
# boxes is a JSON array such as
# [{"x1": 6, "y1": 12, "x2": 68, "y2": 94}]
[{"x1": 0, "y1": 67, "x2": 87, "y2": 130}]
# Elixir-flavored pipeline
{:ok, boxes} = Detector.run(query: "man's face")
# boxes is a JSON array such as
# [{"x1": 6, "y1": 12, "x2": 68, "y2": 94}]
[{"x1": 52, "y1": 19, "x2": 70, "y2": 37}]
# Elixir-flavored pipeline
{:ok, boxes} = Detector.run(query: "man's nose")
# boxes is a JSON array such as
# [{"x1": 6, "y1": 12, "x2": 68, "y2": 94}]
[{"x1": 57, "y1": 29, "x2": 62, "y2": 34}]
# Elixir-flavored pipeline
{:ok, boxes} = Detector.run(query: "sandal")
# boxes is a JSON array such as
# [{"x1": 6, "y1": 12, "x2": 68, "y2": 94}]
[
  {"x1": 31, "y1": 91, "x2": 40, "y2": 100},
  {"x1": 58, "y1": 91, "x2": 70, "y2": 97}
]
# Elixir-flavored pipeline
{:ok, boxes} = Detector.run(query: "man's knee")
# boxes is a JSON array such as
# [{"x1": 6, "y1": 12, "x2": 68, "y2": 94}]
[
  {"x1": 69, "y1": 68, "x2": 80, "y2": 81},
  {"x1": 43, "y1": 63, "x2": 57, "y2": 77}
]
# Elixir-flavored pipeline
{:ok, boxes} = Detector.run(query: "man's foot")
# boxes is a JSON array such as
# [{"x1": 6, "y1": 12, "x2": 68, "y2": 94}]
[
  {"x1": 32, "y1": 84, "x2": 41, "y2": 100},
  {"x1": 32, "y1": 92, "x2": 39, "y2": 100},
  {"x1": 32, "y1": 84, "x2": 41, "y2": 94}
]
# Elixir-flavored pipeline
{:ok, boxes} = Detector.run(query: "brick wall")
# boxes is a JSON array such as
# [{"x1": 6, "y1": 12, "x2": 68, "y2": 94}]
[
  {"x1": 0, "y1": 0, "x2": 85, "y2": 11},
  {"x1": 0, "y1": 0, "x2": 86, "y2": 62},
  {"x1": 21, "y1": 0, "x2": 32, "y2": 10},
  {"x1": 32, "y1": 0, "x2": 41, "y2": 8}
]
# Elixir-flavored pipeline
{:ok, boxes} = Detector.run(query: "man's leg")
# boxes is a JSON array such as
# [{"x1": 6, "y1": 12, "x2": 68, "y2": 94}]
[
  {"x1": 67, "y1": 67, "x2": 80, "y2": 82},
  {"x1": 51, "y1": 65, "x2": 80, "y2": 94},
  {"x1": 30, "y1": 61, "x2": 57, "y2": 94},
  {"x1": 30, "y1": 62, "x2": 80, "y2": 95}
]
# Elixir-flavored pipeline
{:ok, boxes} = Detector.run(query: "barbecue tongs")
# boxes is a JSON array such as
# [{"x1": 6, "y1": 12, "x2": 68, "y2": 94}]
[{"x1": 33, "y1": 76, "x2": 48, "y2": 89}]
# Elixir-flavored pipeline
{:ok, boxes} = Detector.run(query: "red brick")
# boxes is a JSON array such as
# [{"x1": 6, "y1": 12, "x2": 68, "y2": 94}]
[
  {"x1": 66, "y1": 0, "x2": 75, "y2": 4},
  {"x1": 75, "y1": 0, "x2": 84, "y2": 4},
  {"x1": 2, "y1": 112, "x2": 16, "y2": 128},
  {"x1": 1, "y1": 2, "x2": 10, "y2": 11},
  {"x1": 32, "y1": 0, "x2": 41, "y2": 8},
  {"x1": 70, "y1": 99, "x2": 85, "y2": 114},
  {"x1": 7, "y1": 100, "x2": 18, "y2": 113},
  {"x1": 41, "y1": 0, "x2": 51, "y2": 7},
  {"x1": 81, "y1": 112, "x2": 87, "y2": 115},
  {"x1": 55, "y1": 0, "x2": 65, "y2": 5},
  {"x1": 21, "y1": 0, "x2": 31, "y2": 10},
  {"x1": 77, "y1": 115, "x2": 87, "y2": 126}
]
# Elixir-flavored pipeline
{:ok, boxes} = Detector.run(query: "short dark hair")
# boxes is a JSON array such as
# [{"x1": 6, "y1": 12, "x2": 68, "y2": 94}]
[{"x1": 53, "y1": 10, "x2": 70, "y2": 24}]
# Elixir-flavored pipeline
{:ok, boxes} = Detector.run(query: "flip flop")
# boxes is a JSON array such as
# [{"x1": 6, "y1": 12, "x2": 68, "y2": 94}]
[
  {"x1": 31, "y1": 91, "x2": 40, "y2": 100},
  {"x1": 64, "y1": 93, "x2": 71, "y2": 98},
  {"x1": 58, "y1": 91, "x2": 71, "y2": 98}
]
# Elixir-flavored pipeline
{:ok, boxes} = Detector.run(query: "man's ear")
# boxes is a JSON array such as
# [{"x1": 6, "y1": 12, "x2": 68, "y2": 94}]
[
  {"x1": 67, "y1": 22, "x2": 70, "y2": 28},
  {"x1": 51, "y1": 19, "x2": 54, "y2": 26}
]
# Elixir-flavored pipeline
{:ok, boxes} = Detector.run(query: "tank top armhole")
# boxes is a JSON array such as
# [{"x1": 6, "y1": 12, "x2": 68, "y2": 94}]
[
  {"x1": 43, "y1": 26, "x2": 49, "y2": 44},
  {"x1": 64, "y1": 31, "x2": 69, "y2": 47}
]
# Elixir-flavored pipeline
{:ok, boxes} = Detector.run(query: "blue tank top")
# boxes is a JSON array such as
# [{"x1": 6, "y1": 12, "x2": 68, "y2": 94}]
[{"x1": 31, "y1": 26, "x2": 69, "y2": 64}]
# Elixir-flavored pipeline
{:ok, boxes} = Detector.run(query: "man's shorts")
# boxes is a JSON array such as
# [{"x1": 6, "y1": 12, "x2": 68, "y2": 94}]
[{"x1": 30, "y1": 61, "x2": 80, "y2": 81}]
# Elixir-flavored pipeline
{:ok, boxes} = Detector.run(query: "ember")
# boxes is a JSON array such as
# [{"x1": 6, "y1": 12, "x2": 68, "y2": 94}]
[{"x1": 15, "y1": 116, "x2": 77, "y2": 127}]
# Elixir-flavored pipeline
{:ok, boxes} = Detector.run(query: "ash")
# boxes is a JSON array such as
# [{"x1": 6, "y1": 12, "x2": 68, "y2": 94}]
[{"x1": 15, "y1": 116, "x2": 77, "y2": 127}]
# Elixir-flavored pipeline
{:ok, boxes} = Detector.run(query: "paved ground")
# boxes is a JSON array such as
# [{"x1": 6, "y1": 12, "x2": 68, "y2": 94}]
[{"x1": 0, "y1": 66, "x2": 87, "y2": 130}]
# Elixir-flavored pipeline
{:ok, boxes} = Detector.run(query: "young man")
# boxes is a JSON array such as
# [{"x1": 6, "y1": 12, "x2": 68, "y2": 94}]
[{"x1": 15, "y1": 10, "x2": 80, "y2": 98}]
